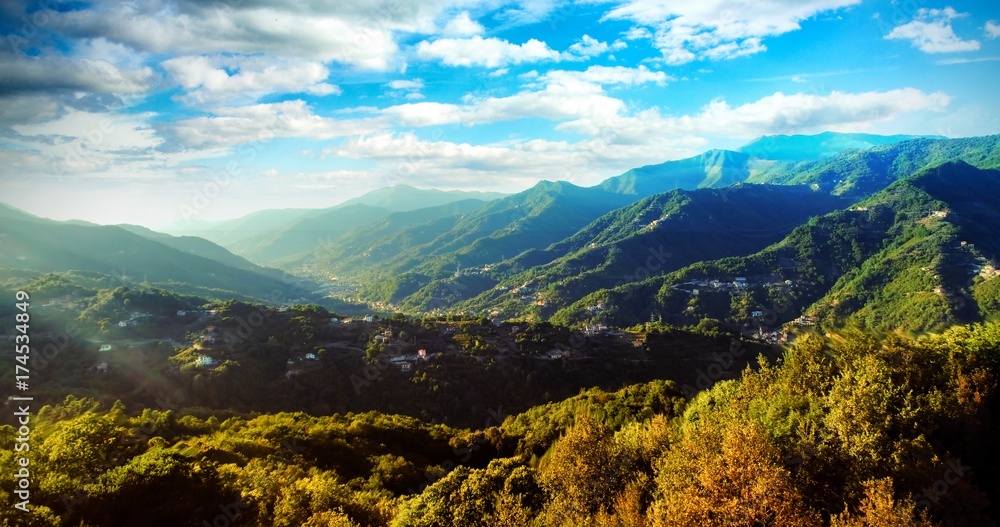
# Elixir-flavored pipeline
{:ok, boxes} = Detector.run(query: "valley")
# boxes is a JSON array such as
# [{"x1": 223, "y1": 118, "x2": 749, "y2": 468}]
[{"x1": 3, "y1": 132, "x2": 1000, "y2": 527}]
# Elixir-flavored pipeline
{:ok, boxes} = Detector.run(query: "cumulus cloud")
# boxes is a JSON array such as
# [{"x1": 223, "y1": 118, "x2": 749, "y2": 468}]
[
  {"x1": 329, "y1": 131, "x2": 709, "y2": 188},
  {"x1": 378, "y1": 71, "x2": 941, "y2": 142},
  {"x1": 163, "y1": 100, "x2": 386, "y2": 149},
  {"x1": 162, "y1": 55, "x2": 339, "y2": 104},
  {"x1": 417, "y1": 34, "x2": 621, "y2": 67},
  {"x1": 562, "y1": 88, "x2": 951, "y2": 139},
  {"x1": 383, "y1": 65, "x2": 668, "y2": 127},
  {"x1": 985, "y1": 20, "x2": 1000, "y2": 39},
  {"x1": 443, "y1": 11, "x2": 485, "y2": 36},
  {"x1": 386, "y1": 79, "x2": 426, "y2": 99},
  {"x1": 603, "y1": 0, "x2": 861, "y2": 64},
  {"x1": 886, "y1": 7, "x2": 980, "y2": 53},
  {"x1": 537, "y1": 65, "x2": 671, "y2": 87},
  {"x1": 416, "y1": 36, "x2": 562, "y2": 67},
  {"x1": 566, "y1": 35, "x2": 611, "y2": 59}
]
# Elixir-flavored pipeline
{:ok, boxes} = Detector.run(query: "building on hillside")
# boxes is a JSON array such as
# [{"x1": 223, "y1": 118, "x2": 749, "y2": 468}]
[{"x1": 99, "y1": 344, "x2": 113, "y2": 352}]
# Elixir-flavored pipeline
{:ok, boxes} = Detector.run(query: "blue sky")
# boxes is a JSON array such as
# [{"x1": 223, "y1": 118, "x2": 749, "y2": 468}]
[{"x1": 0, "y1": 0, "x2": 998, "y2": 227}]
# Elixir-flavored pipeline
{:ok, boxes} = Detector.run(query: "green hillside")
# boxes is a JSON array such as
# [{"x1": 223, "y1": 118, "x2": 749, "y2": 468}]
[
  {"x1": 453, "y1": 184, "x2": 848, "y2": 319},
  {"x1": 551, "y1": 162, "x2": 1000, "y2": 335},
  {"x1": 349, "y1": 181, "x2": 637, "y2": 304},
  {"x1": 749, "y1": 134, "x2": 1000, "y2": 198}
]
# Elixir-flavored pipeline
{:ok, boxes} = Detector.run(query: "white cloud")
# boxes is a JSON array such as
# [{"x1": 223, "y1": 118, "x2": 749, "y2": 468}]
[
  {"x1": 386, "y1": 78, "x2": 426, "y2": 99},
  {"x1": 624, "y1": 27, "x2": 652, "y2": 40},
  {"x1": 603, "y1": 0, "x2": 861, "y2": 64},
  {"x1": 416, "y1": 36, "x2": 562, "y2": 67},
  {"x1": 985, "y1": 21, "x2": 1000, "y2": 39},
  {"x1": 538, "y1": 65, "x2": 671, "y2": 87},
  {"x1": 164, "y1": 100, "x2": 386, "y2": 149},
  {"x1": 162, "y1": 55, "x2": 339, "y2": 105},
  {"x1": 329, "y1": 131, "x2": 708, "y2": 188},
  {"x1": 562, "y1": 88, "x2": 951, "y2": 139},
  {"x1": 387, "y1": 79, "x2": 426, "y2": 90},
  {"x1": 2, "y1": 108, "x2": 192, "y2": 181},
  {"x1": 443, "y1": 11, "x2": 484, "y2": 36},
  {"x1": 566, "y1": 35, "x2": 611, "y2": 59},
  {"x1": 886, "y1": 7, "x2": 980, "y2": 53},
  {"x1": 383, "y1": 65, "x2": 668, "y2": 128},
  {"x1": 935, "y1": 56, "x2": 1000, "y2": 65},
  {"x1": 417, "y1": 33, "x2": 623, "y2": 68}
]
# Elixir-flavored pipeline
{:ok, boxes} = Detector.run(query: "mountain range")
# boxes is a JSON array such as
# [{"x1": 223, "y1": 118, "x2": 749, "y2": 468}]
[{"x1": 3, "y1": 132, "x2": 1000, "y2": 335}]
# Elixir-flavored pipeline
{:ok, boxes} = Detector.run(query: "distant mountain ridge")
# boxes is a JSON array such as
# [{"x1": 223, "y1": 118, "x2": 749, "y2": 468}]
[
  {"x1": 4, "y1": 132, "x2": 999, "y2": 334},
  {"x1": 599, "y1": 149, "x2": 756, "y2": 195},
  {"x1": 0, "y1": 218, "x2": 311, "y2": 300},
  {"x1": 739, "y1": 132, "x2": 942, "y2": 161},
  {"x1": 336, "y1": 185, "x2": 507, "y2": 212},
  {"x1": 162, "y1": 185, "x2": 508, "y2": 264}
]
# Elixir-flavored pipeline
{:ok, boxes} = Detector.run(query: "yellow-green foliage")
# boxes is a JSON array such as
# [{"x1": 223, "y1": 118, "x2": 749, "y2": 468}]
[{"x1": 2, "y1": 322, "x2": 999, "y2": 526}]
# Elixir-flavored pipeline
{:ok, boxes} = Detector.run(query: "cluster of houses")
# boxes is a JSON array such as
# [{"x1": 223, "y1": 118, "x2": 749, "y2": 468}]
[
  {"x1": 793, "y1": 315, "x2": 817, "y2": 326},
  {"x1": 117, "y1": 312, "x2": 153, "y2": 328},
  {"x1": 670, "y1": 276, "x2": 795, "y2": 298},
  {"x1": 389, "y1": 349, "x2": 431, "y2": 371},
  {"x1": 585, "y1": 302, "x2": 607, "y2": 313},
  {"x1": 329, "y1": 314, "x2": 375, "y2": 325},
  {"x1": 39, "y1": 295, "x2": 80, "y2": 309},
  {"x1": 285, "y1": 352, "x2": 320, "y2": 377},
  {"x1": 540, "y1": 348, "x2": 570, "y2": 360}
]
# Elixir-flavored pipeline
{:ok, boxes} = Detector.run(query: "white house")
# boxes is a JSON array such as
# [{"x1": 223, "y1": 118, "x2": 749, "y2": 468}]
[
  {"x1": 196, "y1": 355, "x2": 215, "y2": 367},
  {"x1": 99, "y1": 344, "x2": 112, "y2": 352}
]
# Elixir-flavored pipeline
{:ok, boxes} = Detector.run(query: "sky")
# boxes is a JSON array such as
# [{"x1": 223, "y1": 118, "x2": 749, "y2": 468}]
[{"x1": 0, "y1": 0, "x2": 998, "y2": 228}]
